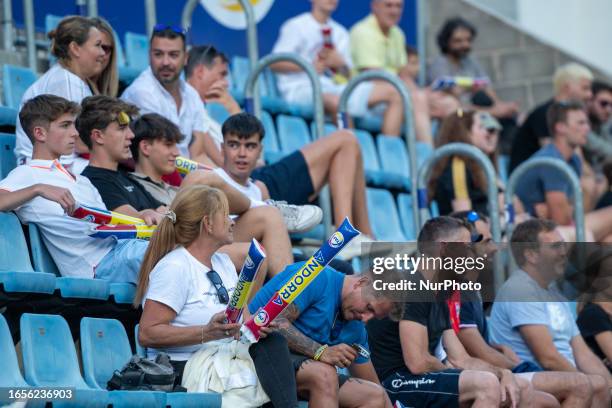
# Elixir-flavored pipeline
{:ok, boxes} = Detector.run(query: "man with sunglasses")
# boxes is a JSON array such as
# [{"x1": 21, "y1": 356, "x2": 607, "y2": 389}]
[
  {"x1": 584, "y1": 81, "x2": 612, "y2": 170},
  {"x1": 121, "y1": 25, "x2": 213, "y2": 164}
]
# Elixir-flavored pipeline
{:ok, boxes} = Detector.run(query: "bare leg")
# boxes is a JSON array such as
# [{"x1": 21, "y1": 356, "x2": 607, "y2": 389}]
[
  {"x1": 351, "y1": 144, "x2": 374, "y2": 236},
  {"x1": 182, "y1": 170, "x2": 251, "y2": 215},
  {"x1": 586, "y1": 374, "x2": 610, "y2": 408},
  {"x1": 295, "y1": 360, "x2": 339, "y2": 408},
  {"x1": 531, "y1": 371, "x2": 592, "y2": 407},
  {"x1": 585, "y1": 207, "x2": 612, "y2": 242},
  {"x1": 232, "y1": 206, "x2": 293, "y2": 276},
  {"x1": 367, "y1": 81, "x2": 403, "y2": 137},
  {"x1": 338, "y1": 377, "x2": 392, "y2": 408},
  {"x1": 458, "y1": 370, "x2": 500, "y2": 408}
]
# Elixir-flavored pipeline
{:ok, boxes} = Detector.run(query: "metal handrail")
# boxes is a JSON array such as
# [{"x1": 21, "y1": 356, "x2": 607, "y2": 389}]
[
  {"x1": 338, "y1": 70, "x2": 420, "y2": 231},
  {"x1": 416, "y1": 142, "x2": 503, "y2": 287},
  {"x1": 23, "y1": 0, "x2": 35, "y2": 71},
  {"x1": 144, "y1": 0, "x2": 157, "y2": 36},
  {"x1": 2, "y1": 0, "x2": 14, "y2": 52},
  {"x1": 504, "y1": 157, "x2": 585, "y2": 241},
  {"x1": 243, "y1": 53, "x2": 333, "y2": 238}
]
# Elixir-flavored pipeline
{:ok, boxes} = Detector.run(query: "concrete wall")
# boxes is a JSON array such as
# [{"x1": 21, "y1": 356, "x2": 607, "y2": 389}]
[{"x1": 425, "y1": 0, "x2": 610, "y2": 112}]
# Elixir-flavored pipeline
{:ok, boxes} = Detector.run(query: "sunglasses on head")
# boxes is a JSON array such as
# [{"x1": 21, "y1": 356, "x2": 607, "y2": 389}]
[
  {"x1": 206, "y1": 270, "x2": 229, "y2": 304},
  {"x1": 465, "y1": 211, "x2": 484, "y2": 243},
  {"x1": 153, "y1": 24, "x2": 186, "y2": 36}
]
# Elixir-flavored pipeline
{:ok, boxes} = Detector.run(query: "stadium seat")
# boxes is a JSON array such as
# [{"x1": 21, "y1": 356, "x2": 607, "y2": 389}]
[
  {"x1": 114, "y1": 31, "x2": 141, "y2": 84},
  {"x1": 310, "y1": 121, "x2": 337, "y2": 138},
  {"x1": 109, "y1": 282, "x2": 136, "y2": 304},
  {"x1": 353, "y1": 130, "x2": 406, "y2": 189},
  {"x1": 0, "y1": 105, "x2": 17, "y2": 128},
  {"x1": 80, "y1": 317, "x2": 168, "y2": 407},
  {"x1": 0, "y1": 213, "x2": 56, "y2": 303},
  {"x1": 276, "y1": 114, "x2": 311, "y2": 153},
  {"x1": 498, "y1": 154, "x2": 510, "y2": 184},
  {"x1": 261, "y1": 110, "x2": 285, "y2": 164},
  {"x1": 28, "y1": 223, "x2": 110, "y2": 301},
  {"x1": 365, "y1": 188, "x2": 407, "y2": 241},
  {"x1": 134, "y1": 323, "x2": 146, "y2": 357},
  {"x1": 397, "y1": 193, "x2": 417, "y2": 241},
  {"x1": 0, "y1": 133, "x2": 16, "y2": 179},
  {"x1": 207, "y1": 102, "x2": 231, "y2": 125},
  {"x1": 45, "y1": 14, "x2": 63, "y2": 65},
  {"x1": 376, "y1": 135, "x2": 411, "y2": 191},
  {"x1": 2, "y1": 64, "x2": 37, "y2": 109},
  {"x1": 262, "y1": 69, "x2": 287, "y2": 114},
  {"x1": 230, "y1": 56, "x2": 284, "y2": 113},
  {"x1": 125, "y1": 32, "x2": 149, "y2": 71},
  {"x1": 20, "y1": 313, "x2": 110, "y2": 407},
  {"x1": 354, "y1": 115, "x2": 382, "y2": 134}
]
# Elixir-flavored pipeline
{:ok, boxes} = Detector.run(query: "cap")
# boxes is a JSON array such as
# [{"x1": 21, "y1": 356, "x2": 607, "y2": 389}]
[{"x1": 478, "y1": 111, "x2": 502, "y2": 131}]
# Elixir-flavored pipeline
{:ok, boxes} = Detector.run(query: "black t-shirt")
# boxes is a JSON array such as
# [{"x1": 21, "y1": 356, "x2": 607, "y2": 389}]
[
  {"x1": 434, "y1": 156, "x2": 489, "y2": 216},
  {"x1": 367, "y1": 291, "x2": 451, "y2": 381},
  {"x1": 458, "y1": 291, "x2": 489, "y2": 343},
  {"x1": 81, "y1": 166, "x2": 163, "y2": 211},
  {"x1": 509, "y1": 99, "x2": 553, "y2": 172},
  {"x1": 577, "y1": 303, "x2": 612, "y2": 362}
]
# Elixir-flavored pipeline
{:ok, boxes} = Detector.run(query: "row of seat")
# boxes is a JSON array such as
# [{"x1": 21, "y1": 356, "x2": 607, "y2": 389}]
[{"x1": 1, "y1": 313, "x2": 221, "y2": 407}]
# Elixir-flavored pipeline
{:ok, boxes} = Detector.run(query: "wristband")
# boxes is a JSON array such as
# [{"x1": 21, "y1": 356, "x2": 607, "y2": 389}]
[{"x1": 314, "y1": 344, "x2": 328, "y2": 361}]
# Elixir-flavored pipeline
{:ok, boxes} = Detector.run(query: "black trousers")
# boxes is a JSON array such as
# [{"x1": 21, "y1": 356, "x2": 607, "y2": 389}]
[{"x1": 171, "y1": 332, "x2": 299, "y2": 408}]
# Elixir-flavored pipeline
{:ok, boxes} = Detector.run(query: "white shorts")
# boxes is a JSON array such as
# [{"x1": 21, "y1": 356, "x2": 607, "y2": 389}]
[{"x1": 283, "y1": 81, "x2": 374, "y2": 118}]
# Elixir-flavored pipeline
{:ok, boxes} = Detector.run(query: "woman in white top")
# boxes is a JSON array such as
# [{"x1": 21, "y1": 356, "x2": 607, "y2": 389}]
[
  {"x1": 15, "y1": 16, "x2": 106, "y2": 173},
  {"x1": 135, "y1": 185, "x2": 299, "y2": 407}
]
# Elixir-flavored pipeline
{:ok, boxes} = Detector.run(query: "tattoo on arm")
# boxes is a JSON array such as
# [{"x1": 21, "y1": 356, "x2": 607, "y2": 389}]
[{"x1": 275, "y1": 304, "x2": 321, "y2": 358}]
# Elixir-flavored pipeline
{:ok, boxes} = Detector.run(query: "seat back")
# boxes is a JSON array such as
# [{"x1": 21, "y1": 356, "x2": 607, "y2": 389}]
[
  {"x1": 365, "y1": 188, "x2": 406, "y2": 241},
  {"x1": 0, "y1": 212, "x2": 34, "y2": 272},
  {"x1": 125, "y1": 32, "x2": 149, "y2": 70},
  {"x1": 397, "y1": 193, "x2": 417, "y2": 240},
  {"x1": 45, "y1": 14, "x2": 63, "y2": 65},
  {"x1": 310, "y1": 122, "x2": 337, "y2": 138},
  {"x1": 415, "y1": 142, "x2": 434, "y2": 171},
  {"x1": 276, "y1": 114, "x2": 311, "y2": 153},
  {"x1": 206, "y1": 102, "x2": 230, "y2": 125},
  {"x1": 112, "y1": 31, "x2": 127, "y2": 68},
  {"x1": 231, "y1": 56, "x2": 250, "y2": 95},
  {"x1": 261, "y1": 110, "x2": 280, "y2": 154},
  {"x1": 377, "y1": 135, "x2": 410, "y2": 177},
  {"x1": 2, "y1": 65, "x2": 37, "y2": 109},
  {"x1": 0, "y1": 133, "x2": 17, "y2": 179},
  {"x1": 81, "y1": 317, "x2": 133, "y2": 389},
  {"x1": 0, "y1": 314, "x2": 28, "y2": 387},
  {"x1": 28, "y1": 223, "x2": 60, "y2": 276},
  {"x1": 353, "y1": 130, "x2": 380, "y2": 172},
  {"x1": 20, "y1": 313, "x2": 89, "y2": 388}
]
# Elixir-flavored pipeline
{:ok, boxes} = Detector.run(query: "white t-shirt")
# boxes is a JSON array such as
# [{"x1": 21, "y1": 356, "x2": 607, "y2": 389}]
[
  {"x1": 203, "y1": 106, "x2": 223, "y2": 151},
  {"x1": 213, "y1": 168, "x2": 263, "y2": 203},
  {"x1": 121, "y1": 67, "x2": 208, "y2": 158},
  {"x1": 14, "y1": 64, "x2": 92, "y2": 169},
  {"x1": 0, "y1": 159, "x2": 116, "y2": 278},
  {"x1": 143, "y1": 247, "x2": 238, "y2": 361},
  {"x1": 272, "y1": 12, "x2": 353, "y2": 98}
]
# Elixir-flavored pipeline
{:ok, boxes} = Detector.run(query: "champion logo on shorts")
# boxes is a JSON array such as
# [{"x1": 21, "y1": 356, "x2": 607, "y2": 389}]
[
  {"x1": 123, "y1": 185, "x2": 134, "y2": 192},
  {"x1": 391, "y1": 377, "x2": 436, "y2": 389}
]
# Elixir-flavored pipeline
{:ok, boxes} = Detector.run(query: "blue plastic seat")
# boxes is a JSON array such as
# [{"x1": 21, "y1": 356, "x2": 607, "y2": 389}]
[
  {"x1": 261, "y1": 110, "x2": 285, "y2": 164},
  {"x1": 2, "y1": 65, "x2": 37, "y2": 109},
  {"x1": 231, "y1": 56, "x2": 283, "y2": 113},
  {"x1": 28, "y1": 223, "x2": 110, "y2": 301},
  {"x1": 310, "y1": 121, "x2": 337, "y2": 138},
  {"x1": 0, "y1": 105, "x2": 17, "y2": 127},
  {"x1": 353, "y1": 130, "x2": 404, "y2": 188},
  {"x1": 276, "y1": 114, "x2": 311, "y2": 153},
  {"x1": 377, "y1": 135, "x2": 423, "y2": 191},
  {"x1": 0, "y1": 133, "x2": 16, "y2": 179},
  {"x1": 397, "y1": 193, "x2": 417, "y2": 241},
  {"x1": 0, "y1": 213, "x2": 56, "y2": 301},
  {"x1": 365, "y1": 188, "x2": 407, "y2": 241},
  {"x1": 354, "y1": 114, "x2": 382, "y2": 134},
  {"x1": 207, "y1": 102, "x2": 231, "y2": 125},
  {"x1": 125, "y1": 32, "x2": 149, "y2": 71},
  {"x1": 498, "y1": 154, "x2": 510, "y2": 184},
  {"x1": 134, "y1": 323, "x2": 146, "y2": 357},
  {"x1": 20, "y1": 313, "x2": 110, "y2": 407},
  {"x1": 113, "y1": 31, "x2": 141, "y2": 84}
]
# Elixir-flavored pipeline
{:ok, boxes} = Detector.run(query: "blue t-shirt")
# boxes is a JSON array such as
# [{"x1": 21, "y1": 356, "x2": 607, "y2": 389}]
[
  {"x1": 248, "y1": 262, "x2": 370, "y2": 364},
  {"x1": 489, "y1": 269, "x2": 580, "y2": 366},
  {"x1": 515, "y1": 143, "x2": 582, "y2": 216}
]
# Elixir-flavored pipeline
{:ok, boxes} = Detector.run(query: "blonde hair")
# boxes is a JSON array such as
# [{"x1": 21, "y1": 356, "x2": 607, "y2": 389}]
[
  {"x1": 133, "y1": 185, "x2": 230, "y2": 306},
  {"x1": 89, "y1": 17, "x2": 119, "y2": 97},
  {"x1": 553, "y1": 63, "x2": 593, "y2": 95}
]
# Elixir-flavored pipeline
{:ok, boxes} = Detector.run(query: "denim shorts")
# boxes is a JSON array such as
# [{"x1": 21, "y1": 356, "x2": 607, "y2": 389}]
[{"x1": 94, "y1": 239, "x2": 149, "y2": 284}]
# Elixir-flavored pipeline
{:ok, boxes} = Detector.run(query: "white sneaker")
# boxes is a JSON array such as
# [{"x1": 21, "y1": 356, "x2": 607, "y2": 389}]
[
  {"x1": 338, "y1": 234, "x2": 376, "y2": 260},
  {"x1": 266, "y1": 200, "x2": 323, "y2": 233}
]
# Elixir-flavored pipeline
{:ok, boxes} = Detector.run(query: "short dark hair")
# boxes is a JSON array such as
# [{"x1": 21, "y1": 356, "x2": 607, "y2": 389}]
[
  {"x1": 546, "y1": 100, "x2": 586, "y2": 136},
  {"x1": 130, "y1": 113, "x2": 184, "y2": 161},
  {"x1": 221, "y1": 112, "x2": 265, "y2": 141},
  {"x1": 417, "y1": 216, "x2": 469, "y2": 255},
  {"x1": 150, "y1": 26, "x2": 186, "y2": 49},
  {"x1": 510, "y1": 219, "x2": 557, "y2": 266},
  {"x1": 76, "y1": 95, "x2": 139, "y2": 149},
  {"x1": 592, "y1": 80, "x2": 612, "y2": 97},
  {"x1": 185, "y1": 44, "x2": 228, "y2": 78},
  {"x1": 405, "y1": 44, "x2": 418, "y2": 57},
  {"x1": 19, "y1": 94, "x2": 80, "y2": 142},
  {"x1": 436, "y1": 17, "x2": 477, "y2": 54}
]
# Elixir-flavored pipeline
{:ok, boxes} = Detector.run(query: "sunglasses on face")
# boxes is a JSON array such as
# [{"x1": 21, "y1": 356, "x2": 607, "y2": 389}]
[
  {"x1": 153, "y1": 24, "x2": 187, "y2": 36},
  {"x1": 598, "y1": 100, "x2": 612, "y2": 109},
  {"x1": 206, "y1": 270, "x2": 229, "y2": 304},
  {"x1": 101, "y1": 44, "x2": 113, "y2": 55}
]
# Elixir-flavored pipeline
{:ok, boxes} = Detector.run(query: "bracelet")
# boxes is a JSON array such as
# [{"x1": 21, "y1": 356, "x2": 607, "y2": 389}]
[{"x1": 313, "y1": 344, "x2": 328, "y2": 361}]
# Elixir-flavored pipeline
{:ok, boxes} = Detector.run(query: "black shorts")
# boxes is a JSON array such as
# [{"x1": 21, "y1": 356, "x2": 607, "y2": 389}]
[
  {"x1": 289, "y1": 353, "x2": 350, "y2": 388},
  {"x1": 382, "y1": 369, "x2": 461, "y2": 408},
  {"x1": 251, "y1": 150, "x2": 314, "y2": 205}
]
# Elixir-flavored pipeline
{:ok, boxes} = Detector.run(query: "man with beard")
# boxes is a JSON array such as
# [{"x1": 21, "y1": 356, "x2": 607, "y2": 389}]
[
  {"x1": 428, "y1": 17, "x2": 518, "y2": 122},
  {"x1": 584, "y1": 81, "x2": 612, "y2": 170}
]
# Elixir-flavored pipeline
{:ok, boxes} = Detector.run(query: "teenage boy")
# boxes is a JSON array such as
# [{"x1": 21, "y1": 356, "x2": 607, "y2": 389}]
[{"x1": 0, "y1": 94, "x2": 147, "y2": 284}]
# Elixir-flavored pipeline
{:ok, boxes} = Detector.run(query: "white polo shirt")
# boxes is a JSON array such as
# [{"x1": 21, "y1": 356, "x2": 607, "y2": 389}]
[
  {"x1": 0, "y1": 159, "x2": 116, "y2": 278},
  {"x1": 14, "y1": 64, "x2": 92, "y2": 168},
  {"x1": 121, "y1": 67, "x2": 208, "y2": 158},
  {"x1": 143, "y1": 247, "x2": 237, "y2": 361}
]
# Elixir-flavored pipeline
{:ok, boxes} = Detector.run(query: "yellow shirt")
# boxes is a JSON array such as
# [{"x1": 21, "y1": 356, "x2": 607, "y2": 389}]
[{"x1": 349, "y1": 14, "x2": 408, "y2": 75}]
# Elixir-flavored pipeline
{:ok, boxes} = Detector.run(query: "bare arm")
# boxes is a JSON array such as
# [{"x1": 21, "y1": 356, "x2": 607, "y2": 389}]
[
  {"x1": 138, "y1": 299, "x2": 240, "y2": 348},
  {"x1": 519, "y1": 325, "x2": 577, "y2": 371},
  {"x1": 399, "y1": 320, "x2": 446, "y2": 374},
  {"x1": 544, "y1": 191, "x2": 574, "y2": 225},
  {"x1": 113, "y1": 205, "x2": 163, "y2": 226},
  {"x1": 0, "y1": 184, "x2": 75, "y2": 213},
  {"x1": 457, "y1": 327, "x2": 516, "y2": 369},
  {"x1": 189, "y1": 131, "x2": 223, "y2": 168},
  {"x1": 593, "y1": 331, "x2": 612, "y2": 364},
  {"x1": 349, "y1": 361, "x2": 381, "y2": 384},
  {"x1": 572, "y1": 335, "x2": 612, "y2": 383}
]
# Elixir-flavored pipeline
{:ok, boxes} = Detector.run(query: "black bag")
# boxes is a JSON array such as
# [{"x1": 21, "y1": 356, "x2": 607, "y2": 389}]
[{"x1": 107, "y1": 352, "x2": 184, "y2": 392}]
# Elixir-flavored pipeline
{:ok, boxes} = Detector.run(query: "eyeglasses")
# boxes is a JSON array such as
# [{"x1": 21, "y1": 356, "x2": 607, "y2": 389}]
[
  {"x1": 206, "y1": 270, "x2": 229, "y2": 304},
  {"x1": 153, "y1": 24, "x2": 186, "y2": 36}
]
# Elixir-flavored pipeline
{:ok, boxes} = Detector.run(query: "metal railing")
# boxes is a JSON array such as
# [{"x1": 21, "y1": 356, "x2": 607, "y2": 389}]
[
  {"x1": 416, "y1": 142, "x2": 503, "y2": 287},
  {"x1": 243, "y1": 53, "x2": 333, "y2": 238},
  {"x1": 337, "y1": 70, "x2": 420, "y2": 233},
  {"x1": 504, "y1": 157, "x2": 585, "y2": 241},
  {"x1": 144, "y1": 0, "x2": 157, "y2": 36}
]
